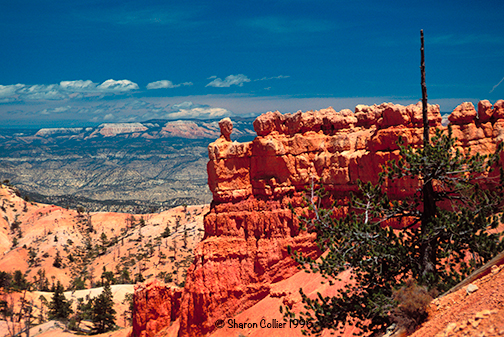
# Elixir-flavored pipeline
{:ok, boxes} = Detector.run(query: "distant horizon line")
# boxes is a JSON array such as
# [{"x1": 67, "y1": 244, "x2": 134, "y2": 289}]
[
  {"x1": 1, "y1": 95, "x2": 499, "y2": 130},
  {"x1": 0, "y1": 111, "x2": 461, "y2": 130}
]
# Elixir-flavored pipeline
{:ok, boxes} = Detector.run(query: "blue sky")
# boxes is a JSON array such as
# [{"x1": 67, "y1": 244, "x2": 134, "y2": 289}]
[{"x1": 1, "y1": 0, "x2": 503, "y2": 127}]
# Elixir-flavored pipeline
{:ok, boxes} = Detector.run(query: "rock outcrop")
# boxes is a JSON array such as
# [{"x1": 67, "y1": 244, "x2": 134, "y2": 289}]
[
  {"x1": 132, "y1": 100, "x2": 504, "y2": 337},
  {"x1": 160, "y1": 121, "x2": 220, "y2": 139},
  {"x1": 96, "y1": 123, "x2": 149, "y2": 137},
  {"x1": 133, "y1": 280, "x2": 184, "y2": 336},
  {"x1": 34, "y1": 127, "x2": 84, "y2": 137}
]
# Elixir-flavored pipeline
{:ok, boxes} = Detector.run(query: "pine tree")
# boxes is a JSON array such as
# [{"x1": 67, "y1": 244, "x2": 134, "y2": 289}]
[
  {"x1": 283, "y1": 31, "x2": 504, "y2": 335},
  {"x1": 53, "y1": 250, "x2": 62, "y2": 268},
  {"x1": 116, "y1": 267, "x2": 132, "y2": 284},
  {"x1": 100, "y1": 266, "x2": 115, "y2": 285},
  {"x1": 48, "y1": 281, "x2": 73, "y2": 321},
  {"x1": 69, "y1": 296, "x2": 93, "y2": 331},
  {"x1": 90, "y1": 282, "x2": 116, "y2": 334},
  {"x1": 161, "y1": 223, "x2": 171, "y2": 238}
]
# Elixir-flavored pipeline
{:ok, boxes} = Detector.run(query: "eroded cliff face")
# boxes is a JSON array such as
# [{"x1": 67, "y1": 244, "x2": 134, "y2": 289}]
[{"x1": 132, "y1": 100, "x2": 504, "y2": 337}]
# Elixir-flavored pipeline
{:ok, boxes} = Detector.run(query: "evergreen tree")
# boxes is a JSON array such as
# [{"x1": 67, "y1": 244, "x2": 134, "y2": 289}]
[
  {"x1": 286, "y1": 129, "x2": 504, "y2": 334},
  {"x1": 100, "y1": 266, "x2": 115, "y2": 285},
  {"x1": 100, "y1": 232, "x2": 108, "y2": 246},
  {"x1": 48, "y1": 281, "x2": 73, "y2": 321},
  {"x1": 134, "y1": 272, "x2": 145, "y2": 283},
  {"x1": 283, "y1": 31, "x2": 504, "y2": 335},
  {"x1": 71, "y1": 275, "x2": 86, "y2": 290},
  {"x1": 90, "y1": 282, "x2": 116, "y2": 334},
  {"x1": 121, "y1": 293, "x2": 134, "y2": 326},
  {"x1": 33, "y1": 269, "x2": 50, "y2": 291},
  {"x1": 69, "y1": 296, "x2": 93, "y2": 331},
  {"x1": 28, "y1": 247, "x2": 37, "y2": 267},
  {"x1": 53, "y1": 250, "x2": 62, "y2": 268},
  {"x1": 116, "y1": 267, "x2": 132, "y2": 284},
  {"x1": 0, "y1": 271, "x2": 12, "y2": 289},
  {"x1": 12, "y1": 270, "x2": 30, "y2": 291},
  {"x1": 161, "y1": 223, "x2": 171, "y2": 238}
]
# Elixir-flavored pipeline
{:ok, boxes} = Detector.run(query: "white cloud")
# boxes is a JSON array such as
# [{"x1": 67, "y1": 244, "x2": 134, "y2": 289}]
[
  {"x1": 124, "y1": 100, "x2": 150, "y2": 109},
  {"x1": 60, "y1": 79, "x2": 139, "y2": 93},
  {"x1": 38, "y1": 105, "x2": 72, "y2": 116},
  {"x1": 172, "y1": 101, "x2": 195, "y2": 110},
  {"x1": 147, "y1": 80, "x2": 193, "y2": 89},
  {"x1": 0, "y1": 79, "x2": 140, "y2": 103},
  {"x1": 204, "y1": 74, "x2": 287, "y2": 89},
  {"x1": 18, "y1": 84, "x2": 66, "y2": 100},
  {"x1": 490, "y1": 76, "x2": 504, "y2": 93},
  {"x1": 256, "y1": 75, "x2": 290, "y2": 81},
  {"x1": 167, "y1": 107, "x2": 230, "y2": 119},
  {"x1": 61, "y1": 79, "x2": 139, "y2": 94},
  {"x1": 71, "y1": 99, "x2": 233, "y2": 123},
  {"x1": 60, "y1": 80, "x2": 97, "y2": 91},
  {"x1": 430, "y1": 34, "x2": 504, "y2": 46},
  {"x1": 165, "y1": 101, "x2": 231, "y2": 119},
  {"x1": 0, "y1": 84, "x2": 25, "y2": 97},
  {"x1": 0, "y1": 84, "x2": 25, "y2": 102},
  {"x1": 84, "y1": 5, "x2": 200, "y2": 29},
  {"x1": 97, "y1": 79, "x2": 139, "y2": 92},
  {"x1": 53, "y1": 106, "x2": 72, "y2": 113},
  {"x1": 206, "y1": 74, "x2": 251, "y2": 88},
  {"x1": 147, "y1": 80, "x2": 178, "y2": 89}
]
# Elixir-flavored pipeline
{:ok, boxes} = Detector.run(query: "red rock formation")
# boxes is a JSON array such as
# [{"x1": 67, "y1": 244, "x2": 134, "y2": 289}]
[
  {"x1": 132, "y1": 280, "x2": 183, "y2": 337},
  {"x1": 132, "y1": 100, "x2": 504, "y2": 337},
  {"x1": 218, "y1": 118, "x2": 233, "y2": 141}
]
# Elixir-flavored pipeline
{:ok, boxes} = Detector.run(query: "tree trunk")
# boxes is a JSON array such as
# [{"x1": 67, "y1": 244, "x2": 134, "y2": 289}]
[
  {"x1": 421, "y1": 30, "x2": 429, "y2": 147},
  {"x1": 420, "y1": 29, "x2": 437, "y2": 281}
]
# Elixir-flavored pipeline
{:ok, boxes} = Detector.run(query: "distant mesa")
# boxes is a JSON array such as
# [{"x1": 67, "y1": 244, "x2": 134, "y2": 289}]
[
  {"x1": 96, "y1": 122, "x2": 148, "y2": 137},
  {"x1": 35, "y1": 127, "x2": 83, "y2": 137},
  {"x1": 161, "y1": 120, "x2": 220, "y2": 139},
  {"x1": 26, "y1": 118, "x2": 256, "y2": 141}
]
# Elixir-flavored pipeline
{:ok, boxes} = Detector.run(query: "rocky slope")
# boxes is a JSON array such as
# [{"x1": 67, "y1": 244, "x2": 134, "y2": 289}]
[
  {"x1": 0, "y1": 182, "x2": 208, "y2": 336},
  {"x1": 132, "y1": 99, "x2": 504, "y2": 337},
  {"x1": 411, "y1": 262, "x2": 504, "y2": 337},
  {"x1": 0, "y1": 183, "x2": 207, "y2": 288}
]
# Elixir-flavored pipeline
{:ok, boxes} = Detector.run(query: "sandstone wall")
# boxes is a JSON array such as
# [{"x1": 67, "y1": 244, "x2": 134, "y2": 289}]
[{"x1": 132, "y1": 100, "x2": 504, "y2": 337}]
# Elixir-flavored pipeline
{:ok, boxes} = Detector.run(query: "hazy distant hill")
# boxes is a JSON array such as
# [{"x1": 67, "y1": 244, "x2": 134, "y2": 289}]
[{"x1": 0, "y1": 118, "x2": 256, "y2": 213}]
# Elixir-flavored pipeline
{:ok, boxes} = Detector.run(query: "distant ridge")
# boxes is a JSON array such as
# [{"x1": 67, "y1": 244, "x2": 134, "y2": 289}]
[
  {"x1": 0, "y1": 117, "x2": 257, "y2": 141},
  {"x1": 0, "y1": 117, "x2": 256, "y2": 213}
]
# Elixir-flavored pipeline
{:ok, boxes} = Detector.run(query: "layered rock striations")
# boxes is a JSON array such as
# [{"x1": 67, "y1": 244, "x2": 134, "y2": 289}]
[{"x1": 133, "y1": 100, "x2": 504, "y2": 337}]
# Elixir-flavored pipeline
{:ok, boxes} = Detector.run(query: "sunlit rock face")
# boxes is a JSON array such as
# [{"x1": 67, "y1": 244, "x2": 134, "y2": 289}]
[
  {"x1": 96, "y1": 123, "x2": 149, "y2": 137},
  {"x1": 133, "y1": 100, "x2": 504, "y2": 337}
]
